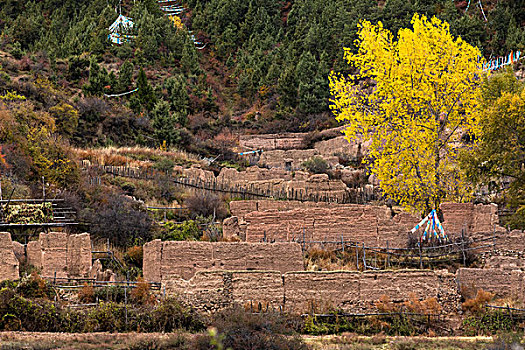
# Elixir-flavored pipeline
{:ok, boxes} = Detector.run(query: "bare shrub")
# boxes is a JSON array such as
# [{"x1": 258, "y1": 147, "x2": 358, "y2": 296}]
[{"x1": 185, "y1": 192, "x2": 228, "y2": 220}]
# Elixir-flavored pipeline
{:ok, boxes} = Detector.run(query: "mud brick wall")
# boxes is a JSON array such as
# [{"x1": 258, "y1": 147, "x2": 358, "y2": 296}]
[
  {"x1": 143, "y1": 241, "x2": 303, "y2": 281},
  {"x1": 66, "y1": 233, "x2": 92, "y2": 277},
  {"x1": 239, "y1": 133, "x2": 308, "y2": 150},
  {"x1": 226, "y1": 201, "x2": 505, "y2": 246},
  {"x1": 217, "y1": 168, "x2": 348, "y2": 201},
  {"x1": 456, "y1": 268, "x2": 522, "y2": 299},
  {"x1": 29, "y1": 232, "x2": 92, "y2": 278},
  {"x1": 496, "y1": 230, "x2": 525, "y2": 252},
  {"x1": 26, "y1": 240, "x2": 42, "y2": 268},
  {"x1": 163, "y1": 271, "x2": 284, "y2": 313},
  {"x1": 242, "y1": 205, "x2": 419, "y2": 247},
  {"x1": 40, "y1": 232, "x2": 69, "y2": 278},
  {"x1": 0, "y1": 232, "x2": 19, "y2": 281},
  {"x1": 284, "y1": 270, "x2": 458, "y2": 314},
  {"x1": 313, "y1": 136, "x2": 370, "y2": 160},
  {"x1": 440, "y1": 203, "x2": 503, "y2": 237},
  {"x1": 162, "y1": 269, "x2": 459, "y2": 314},
  {"x1": 258, "y1": 149, "x2": 339, "y2": 170}
]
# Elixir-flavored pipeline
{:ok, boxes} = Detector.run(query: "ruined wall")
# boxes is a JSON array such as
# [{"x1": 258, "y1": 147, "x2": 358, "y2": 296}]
[
  {"x1": 225, "y1": 201, "x2": 505, "y2": 246},
  {"x1": 0, "y1": 232, "x2": 19, "y2": 281},
  {"x1": 217, "y1": 168, "x2": 349, "y2": 201},
  {"x1": 163, "y1": 269, "x2": 459, "y2": 314},
  {"x1": 40, "y1": 232, "x2": 69, "y2": 278},
  {"x1": 313, "y1": 136, "x2": 370, "y2": 160},
  {"x1": 27, "y1": 232, "x2": 92, "y2": 279},
  {"x1": 143, "y1": 241, "x2": 303, "y2": 281},
  {"x1": 440, "y1": 203, "x2": 503, "y2": 236},
  {"x1": 239, "y1": 133, "x2": 308, "y2": 150},
  {"x1": 67, "y1": 233, "x2": 92, "y2": 277},
  {"x1": 258, "y1": 149, "x2": 339, "y2": 170},
  {"x1": 241, "y1": 205, "x2": 419, "y2": 247},
  {"x1": 456, "y1": 268, "x2": 523, "y2": 299}
]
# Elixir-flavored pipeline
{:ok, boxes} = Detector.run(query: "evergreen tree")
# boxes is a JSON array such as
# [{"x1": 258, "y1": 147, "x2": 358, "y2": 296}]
[
  {"x1": 117, "y1": 60, "x2": 134, "y2": 93},
  {"x1": 135, "y1": 67, "x2": 156, "y2": 112},
  {"x1": 152, "y1": 100, "x2": 178, "y2": 146},
  {"x1": 164, "y1": 75, "x2": 189, "y2": 118}
]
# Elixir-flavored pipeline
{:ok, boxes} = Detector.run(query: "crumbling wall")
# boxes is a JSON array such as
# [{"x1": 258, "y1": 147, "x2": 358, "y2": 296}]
[
  {"x1": 26, "y1": 240, "x2": 42, "y2": 269},
  {"x1": 226, "y1": 201, "x2": 505, "y2": 246},
  {"x1": 25, "y1": 232, "x2": 92, "y2": 279},
  {"x1": 241, "y1": 205, "x2": 419, "y2": 247},
  {"x1": 162, "y1": 269, "x2": 459, "y2": 314},
  {"x1": 0, "y1": 232, "x2": 19, "y2": 281},
  {"x1": 143, "y1": 241, "x2": 304, "y2": 281},
  {"x1": 456, "y1": 268, "x2": 522, "y2": 299},
  {"x1": 217, "y1": 168, "x2": 349, "y2": 201},
  {"x1": 258, "y1": 149, "x2": 339, "y2": 170},
  {"x1": 313, "y1": 136, "x2": 370, "y2": 161},
  {"x1": 66, "y1": 233, "x2": 92, "y2": 277},
  {"x1": 40, "y1": 232, "x2": 69, "y2": 278},
  {"x1": 239, "y1": 133, "x2": 308, "y2": 150},
  {"x1": 440, "y1": 203, "x2": 504, "y2": 236}
]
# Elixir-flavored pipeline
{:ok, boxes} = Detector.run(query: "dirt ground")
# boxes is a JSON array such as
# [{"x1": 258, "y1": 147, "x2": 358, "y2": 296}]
[{"x1": 0, "y1": 332, "x2": 501, "y2": 350}]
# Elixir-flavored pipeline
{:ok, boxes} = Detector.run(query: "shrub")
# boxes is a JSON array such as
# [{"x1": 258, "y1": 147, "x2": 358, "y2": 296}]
[
  {"x1": 78, "y1": 283, "x2": 95, "y2": 303},
  {"x1": 462, "y1": 289, "x2": 495, "y2": 314},
  {"x1": 130, "y1": 278, "x2": 155, "y2": 305},
  {"x1": 161, "y1": 220, "x2": 201, "y2": 241},
  {"x1": 16, "y1": 272, "x2": 54, "y2": 299},
  {"x1": 302, "y1": 156, "x2": 329, "y2": 174},
  {"x1": 124, "y1": 246, "x2": 144, "y2": 268},
  {"x1": 207, "y1": 307, "x2": 307, "y2": 350},
  {"x1": 185, "y1": 192, "x2": 228, "y2": 220},
  {"x1": 145, "y1": 298, "x2": 205, "y2": 333}
]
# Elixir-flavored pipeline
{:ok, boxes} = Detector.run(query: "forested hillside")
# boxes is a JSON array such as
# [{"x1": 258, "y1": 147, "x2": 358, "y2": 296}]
[{"x1": 0, "y1": 0, "x2": 524, "y2": 150}]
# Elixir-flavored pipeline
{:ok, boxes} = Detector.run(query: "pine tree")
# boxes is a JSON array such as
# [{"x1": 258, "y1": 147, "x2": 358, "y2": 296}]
[
  {"x1": 136, "y1": 67, "x2": 156, "y2": 112},
  {"x1": 152, "y1": 100, "x2": 177, "y2": 146},
  {"x1": 117, "y1": 60, "x2": 134, "y2": 93}
]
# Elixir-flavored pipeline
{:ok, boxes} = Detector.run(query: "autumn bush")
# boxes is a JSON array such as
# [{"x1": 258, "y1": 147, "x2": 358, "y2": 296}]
[{"x1": 462, "y1": 289, "x2": 495, "y2": 314}]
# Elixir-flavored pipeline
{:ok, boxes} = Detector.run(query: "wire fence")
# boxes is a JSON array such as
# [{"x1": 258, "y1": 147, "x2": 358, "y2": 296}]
[
  {"x1": 296, "y1": 233, "x2": 497, "y2": 270},
  {"x1": 88, "y1": 164, "x2": 377, "y2": 204}
]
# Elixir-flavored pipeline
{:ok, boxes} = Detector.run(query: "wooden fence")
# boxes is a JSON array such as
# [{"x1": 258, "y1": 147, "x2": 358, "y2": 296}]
[
  {"x1": 91, "y1": 164, "x2": 377, "y2": 204},
  {"x1": 296, "y1": 234, "x2": 497, "y2": 270}
]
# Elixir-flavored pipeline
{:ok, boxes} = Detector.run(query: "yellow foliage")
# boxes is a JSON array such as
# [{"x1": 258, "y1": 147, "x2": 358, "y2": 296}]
[
  {"x1": 0, "y1": 91, "x2": 26, "y2": 101},
  {"x1": 330, "y1": 14, "x2": 483, "y2": 212},
  {"x1": 169, "y1": 15, "x2": 184, "y2": 30}
]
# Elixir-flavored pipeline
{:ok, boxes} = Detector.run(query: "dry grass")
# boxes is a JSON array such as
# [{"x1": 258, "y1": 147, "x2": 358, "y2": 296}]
[
  {"x1": 306, "y1": 335, "x2": 495, "y2": 350},
  {"x1": 72, "y1": 146, "x2": 204, "y2": 168}
]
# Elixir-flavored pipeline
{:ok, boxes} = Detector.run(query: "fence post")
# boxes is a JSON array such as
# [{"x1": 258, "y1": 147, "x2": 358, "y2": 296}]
[
  {"x1": 362, "y1": 243, "x2": 366, "y2": 271},
  {"x1": 461, "y1": 229, "x2": 466, "y2": 266},
  {"x1": 341, "y1": 234, "x2": 344, "y2": 254},
  {"x1": 386, "y1": 241, "x2": 390, "y2": 268},
  {"x1": 493, "y1": 225, "x2": 496, "y2": 254},
  {"x1": 419, "y1": 243, "x2": 423, "y2": 269},
  {"x1": 355, "y1": 244, "x2": 359, "y2": 270}
]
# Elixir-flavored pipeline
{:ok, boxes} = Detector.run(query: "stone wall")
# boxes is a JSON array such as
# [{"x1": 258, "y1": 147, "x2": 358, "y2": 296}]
[
  {"x1": 143, "y1": 241, "x2": 303, "y2": 281},
  {"x1": 162, "y1": 269, "x2": 459, "y2": 314},
  {"x1": 0, "y1": 232, "x2": 19, "y2": 281},
  {"x1": 217, "y1": 167, "x2": 349, "y2": 201},
  {"x1": 258, "y1": 149, "x2": 339, "y2": 170}
]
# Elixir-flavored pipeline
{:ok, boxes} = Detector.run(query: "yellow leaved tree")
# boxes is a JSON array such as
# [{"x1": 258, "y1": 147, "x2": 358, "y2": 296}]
[{"x1": 330, "y1": 14, "x2": 483, "y2": 212}]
